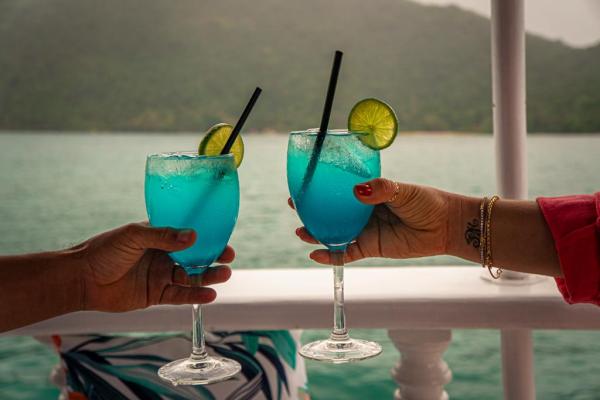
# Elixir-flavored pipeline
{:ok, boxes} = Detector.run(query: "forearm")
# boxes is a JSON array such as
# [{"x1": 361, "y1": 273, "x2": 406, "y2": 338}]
[
  {"x1": 447, "y1": 194, "x2": 562, "y2": 277},
  {"x1": 0, "y1": 249, "x2": 83, "y2": 332}
]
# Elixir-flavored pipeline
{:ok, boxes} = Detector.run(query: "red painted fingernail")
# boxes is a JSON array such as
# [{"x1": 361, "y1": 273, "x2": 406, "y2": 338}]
[
  {"x1": 295, "y1": 228, "x2": 302, "y2": 236},
  {"x1": 355, "y1": 184, "x2": 373, "y2": 196}
]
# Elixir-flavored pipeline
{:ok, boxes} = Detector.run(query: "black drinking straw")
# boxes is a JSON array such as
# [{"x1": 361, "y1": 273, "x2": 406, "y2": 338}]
[
  {"x1": 187, "y1": 87, "x2": 261, "y2": 219},
  {"x1": 221, "y1": 87, "x2": 262, "y2": 155},
  {"x1": 299, "y1": 50, "x2": 343, "y2": 196}
]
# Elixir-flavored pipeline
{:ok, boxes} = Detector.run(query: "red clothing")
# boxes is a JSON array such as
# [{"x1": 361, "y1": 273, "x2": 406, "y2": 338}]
[{"x1": 537, "y1": 193, "x2": 600, "y2": 305}]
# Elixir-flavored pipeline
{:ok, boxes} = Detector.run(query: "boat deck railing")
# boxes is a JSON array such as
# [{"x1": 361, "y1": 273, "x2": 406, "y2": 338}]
[{"x1": 9, "y1": 266, "x2": 600, "y2": 399}]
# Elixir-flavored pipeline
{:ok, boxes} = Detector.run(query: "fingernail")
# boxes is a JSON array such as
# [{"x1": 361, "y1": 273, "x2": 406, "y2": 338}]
[
  {"x1": 355, "y1": 184, "x2": 373, "y2": 196},
  {"x1": 176, "y1": 229, "x2": 194, "y2": 243},
  {"x1": 295, "y1": 228, "x2": 302, "y2": 236}
]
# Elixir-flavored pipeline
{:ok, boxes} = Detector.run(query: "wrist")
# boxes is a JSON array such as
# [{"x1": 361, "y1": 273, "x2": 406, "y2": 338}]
[
  {"x1": 446, "y1": 193, "x2": 481, "y2": 263},
  {"x1": 54, "y1": 244, "x2": 87, "y2": 313}
]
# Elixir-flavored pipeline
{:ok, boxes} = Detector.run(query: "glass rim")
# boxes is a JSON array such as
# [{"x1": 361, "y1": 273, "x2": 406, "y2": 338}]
[
  {"x1": 146, "y1": 151, "x2": 235, "y2": 160},
  {"x1": 289, "y1": 129, "x2": 366, "y2": 136}
]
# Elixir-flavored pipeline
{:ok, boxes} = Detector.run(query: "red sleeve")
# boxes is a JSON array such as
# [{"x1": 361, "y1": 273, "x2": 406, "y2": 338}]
[{"x1": 537, "y1": 193, "x2": 600, "y2": 305}]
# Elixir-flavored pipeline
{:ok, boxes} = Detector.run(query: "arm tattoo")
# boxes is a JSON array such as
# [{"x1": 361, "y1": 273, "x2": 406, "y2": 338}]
[{"x1": 465, "y1": 218, "x2": 480, "y2": 249}]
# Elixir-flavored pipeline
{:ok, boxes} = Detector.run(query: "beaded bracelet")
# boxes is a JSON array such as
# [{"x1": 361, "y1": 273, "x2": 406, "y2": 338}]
[{"x1": 479, "y1": 196, "x2": 488, "y2": 267}]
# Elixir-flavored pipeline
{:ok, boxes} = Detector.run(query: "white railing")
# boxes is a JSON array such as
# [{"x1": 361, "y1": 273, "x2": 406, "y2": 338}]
[{"x1": 7, "y1": 266, "x2": 600, "y2": 399}]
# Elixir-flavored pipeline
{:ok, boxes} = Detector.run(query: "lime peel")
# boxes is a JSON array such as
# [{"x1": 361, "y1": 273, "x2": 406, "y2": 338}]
[
  {"x1": 348, "y1": 98, "x2": 398, "y2": 150},
  {"x1": 198, "y1": 123, "x2": 244, "y2": 168}
]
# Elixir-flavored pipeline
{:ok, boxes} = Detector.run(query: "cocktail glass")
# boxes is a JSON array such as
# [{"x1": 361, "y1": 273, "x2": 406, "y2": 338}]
[
  {"x1": 287, "y1": 129, "x2": 383, "y2": 363},
  {"x1": 145, "y1": 152, "x2": 241, "y2": 384}
]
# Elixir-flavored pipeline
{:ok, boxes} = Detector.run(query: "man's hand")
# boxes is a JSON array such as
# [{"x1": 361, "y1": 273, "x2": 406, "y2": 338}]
[{"x1": 77, "y1": 222, "x2": 234, "y2": 312}]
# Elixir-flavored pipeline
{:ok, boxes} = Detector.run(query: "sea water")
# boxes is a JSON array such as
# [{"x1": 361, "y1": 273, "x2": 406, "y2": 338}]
[{"x1": 2, "y1": 132, "x2": 600, "y2": 399}]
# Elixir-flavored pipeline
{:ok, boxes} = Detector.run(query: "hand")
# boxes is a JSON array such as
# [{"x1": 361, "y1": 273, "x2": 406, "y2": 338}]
[
  {"x1": 76, "y1": 222, "x2": 234, "y2": 312},
  {"x1": 290, "y1": 178, "x2": 452, "y2": 265}
]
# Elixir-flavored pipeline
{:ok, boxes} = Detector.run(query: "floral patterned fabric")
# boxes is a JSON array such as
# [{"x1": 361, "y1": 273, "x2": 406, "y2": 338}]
[{"x1": 40, "y1": 331, "x2": 308, "y2": 400}]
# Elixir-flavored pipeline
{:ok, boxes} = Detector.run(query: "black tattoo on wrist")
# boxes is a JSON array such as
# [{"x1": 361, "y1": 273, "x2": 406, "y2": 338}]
[{"x1": 465, "y1": 218, "x2": 480, "y2": 249}]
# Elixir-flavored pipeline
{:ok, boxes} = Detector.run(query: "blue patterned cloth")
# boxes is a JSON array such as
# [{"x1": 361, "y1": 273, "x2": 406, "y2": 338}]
[{"x1": 42, "y1": 331, "x2": 308, "y2": 400}]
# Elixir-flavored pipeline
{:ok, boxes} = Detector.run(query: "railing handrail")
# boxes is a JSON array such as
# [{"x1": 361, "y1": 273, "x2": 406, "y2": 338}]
[{"x1": 6, "y1": 266, "x2": 600, "y2": 336}]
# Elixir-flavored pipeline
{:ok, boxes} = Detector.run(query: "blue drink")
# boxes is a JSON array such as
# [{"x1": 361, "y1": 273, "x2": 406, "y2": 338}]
[
  {"x1": 145, "y1": 152, "x2": 239, "y2": 274},
  {"x1": 144, "y1": 152, "x2": 241, "y2": 385},
  {"x1": 287, "y1": 129, "x2": 383, "y2": 363},
  {"x1": 287, "y1": 130, "x2": 381, "y2": 251}
]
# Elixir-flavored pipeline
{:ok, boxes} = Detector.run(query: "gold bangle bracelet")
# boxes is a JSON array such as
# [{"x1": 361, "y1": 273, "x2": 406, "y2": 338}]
[{"x1": 485, "y1": 195, "x2": 502, "y2": 279}]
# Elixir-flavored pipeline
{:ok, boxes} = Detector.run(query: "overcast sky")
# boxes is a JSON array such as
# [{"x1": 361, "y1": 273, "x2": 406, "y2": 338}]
[{"x1": 413, "y1": 0, "x2": 600, "y2": 48}]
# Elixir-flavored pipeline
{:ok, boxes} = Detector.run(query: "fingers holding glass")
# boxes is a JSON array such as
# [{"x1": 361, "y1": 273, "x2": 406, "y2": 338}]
[
  {"x1": 216, "y1": 245, "x2": 235, "y2": 264},
  {"x1": 170, "y1": 264, "x2": 232, "y2": 287},
  {"x1": 295, "y1": 227, "x2": 319, "y2": 244},
  {"x1": 159, "y1": 286, "x2": 217, "y2": 305},
  {"x1": 309, "y1": 243, "x2": 366, "y2": 265}
]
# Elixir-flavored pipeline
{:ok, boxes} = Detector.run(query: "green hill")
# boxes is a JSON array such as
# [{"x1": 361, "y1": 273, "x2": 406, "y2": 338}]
[{"x1": 0, "y1": 0, "x2": 598, "y2": 132}]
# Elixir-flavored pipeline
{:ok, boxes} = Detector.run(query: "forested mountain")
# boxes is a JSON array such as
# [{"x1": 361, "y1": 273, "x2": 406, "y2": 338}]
[{"x1": 1, "y1": 0, "x2": 598, "y2": 132}]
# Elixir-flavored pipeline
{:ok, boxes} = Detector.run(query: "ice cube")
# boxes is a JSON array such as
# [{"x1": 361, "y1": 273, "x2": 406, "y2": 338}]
[
  {"x1": 318, "y1": 137, "x2": 374, "y2": 178},
  {"x1": 289, "y1": 131, "x2": 376, "y2": 178}
]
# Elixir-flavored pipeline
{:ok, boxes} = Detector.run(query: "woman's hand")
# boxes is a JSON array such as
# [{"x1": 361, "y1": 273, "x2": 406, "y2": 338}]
[
  {"x1": 290, "y1": 178, "x2": 455, "y2": 265},
  {"x1": 77, "y1": 222, "x2": 233, "y2": 312},
  {"x1": 290, "y1": 178, "x2": 561, "y2": 277}
]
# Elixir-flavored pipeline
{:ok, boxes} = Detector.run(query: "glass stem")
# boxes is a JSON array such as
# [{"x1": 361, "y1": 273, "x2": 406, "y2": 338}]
[
  {"x1": 191, "y1": 304, "x2": 208, "y2": 360},
  {"x1": 330, "y1": 251, "x2": 349, "y2": 341}
]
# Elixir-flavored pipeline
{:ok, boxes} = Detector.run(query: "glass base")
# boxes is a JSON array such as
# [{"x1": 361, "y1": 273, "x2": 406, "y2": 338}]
[
  {"x1": 158, "y1": 355, "x2": 241, "y2": 386},
  {"x1": 299, "y1": 336, "x2": 382, "y2": 364}
]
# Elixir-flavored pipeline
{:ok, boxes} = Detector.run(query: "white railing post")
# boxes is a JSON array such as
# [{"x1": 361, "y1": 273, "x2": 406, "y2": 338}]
[
  {"x1": 491, "y1": 0, "x2": 536, "y2": 399},
  {"x1": 491, "y1": 0, "x2": 529, "y2": 284},
  {"x1": 501, "y1": 329, "x2": 536, "y2": 399},
  {"x1": 492, "y1": 0, "x2": 527, "y2": 201},
  {"x1": 388, "y1": 329, "x2": 452, "y2": 400}
]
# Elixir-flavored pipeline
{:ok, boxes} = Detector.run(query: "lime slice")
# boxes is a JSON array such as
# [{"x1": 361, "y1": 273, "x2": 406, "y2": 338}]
[
  {"x1": 198, "y1": 123, "x2": 244, "y2": 168},
  {"x1": 348, "y1": 98, "x2": 398, "y2": 150}
]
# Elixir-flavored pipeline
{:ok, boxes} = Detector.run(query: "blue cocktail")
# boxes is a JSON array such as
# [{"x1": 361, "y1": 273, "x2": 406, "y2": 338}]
[
  {"x1": 145, "y1": 152, "x2": 241, "y2": 384},
  {"x1": 287, "y1": 129, "x2": 383, "y2": 363},
  {"x1": 146, "y1": 153, "x2": 239, "y2": 273}
]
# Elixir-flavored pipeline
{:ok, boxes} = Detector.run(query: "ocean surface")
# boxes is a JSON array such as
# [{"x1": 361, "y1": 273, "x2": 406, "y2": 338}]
[{"x1": 1, "y1": 132, "x2": 600, "y2": 399}]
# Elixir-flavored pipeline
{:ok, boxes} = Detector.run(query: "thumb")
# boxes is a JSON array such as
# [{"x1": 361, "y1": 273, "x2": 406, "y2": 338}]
[
  {"x1": 123, "y1": 223, "x2": 196, "y2": 252},
  {"x1": 354, "y1": 178, "x2": 414, "y2": 208}
]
